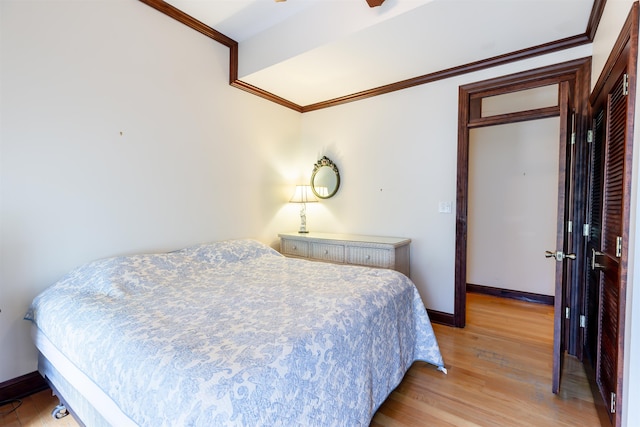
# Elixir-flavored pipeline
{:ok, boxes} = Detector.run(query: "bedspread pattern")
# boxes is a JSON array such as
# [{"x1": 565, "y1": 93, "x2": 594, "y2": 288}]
[{"x1": 26, "y1": 239, "x2": 444, "y2": 426}]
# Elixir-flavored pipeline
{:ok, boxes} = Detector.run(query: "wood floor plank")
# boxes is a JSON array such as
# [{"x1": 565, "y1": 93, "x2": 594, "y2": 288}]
[
  {"x1": 0, "y1": 398, "x2": 22, "y2": 427},
  {"x1": 15, "y1": 394, "x2": 46, "y2": 427}
]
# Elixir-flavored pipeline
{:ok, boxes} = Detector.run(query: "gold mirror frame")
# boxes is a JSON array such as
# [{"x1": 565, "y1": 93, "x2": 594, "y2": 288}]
[{"x1": 310, "y1": 156, "x2": 340, "y2": 199}]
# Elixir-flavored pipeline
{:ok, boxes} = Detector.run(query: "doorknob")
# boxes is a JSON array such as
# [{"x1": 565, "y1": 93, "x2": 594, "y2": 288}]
[{"x1": 545, "y1": 250, "x2": 576, "y2": 261}]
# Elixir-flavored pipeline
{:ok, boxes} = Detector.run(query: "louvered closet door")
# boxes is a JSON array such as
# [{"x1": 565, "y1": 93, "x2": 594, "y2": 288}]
[
  {"x1": 585, "y1": 109, "x2": 604, "y2": 369},
  {"x1": 595, "y1": 71, "x2": 627, "y2": 420}
]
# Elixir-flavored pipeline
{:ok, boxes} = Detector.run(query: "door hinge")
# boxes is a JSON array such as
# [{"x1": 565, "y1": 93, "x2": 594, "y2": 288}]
[
  {"x1": 611, "y1": 392, "x2": 616, "y2": 413},
  {"x1": 623, "y1": 74, "x2": 629, "y2": 96},
  {"x1": 565, "y1": 307, "x2": 570, "y2": 319},
  {"x1": 580, "y1": 314, "x2": 586, "y2": 328},
  {"x1": 567, "y1": 220, "x2": 573, "y2": 233},
  {"x1": 583, "y1": 223, "x2": 590, "y2": 237},
  {"x1": 587, "y1": 129, "x2": 593, "y2": 143},
  {"x1": 616, "y1": 236, "x2": 623, "y2": 258}
]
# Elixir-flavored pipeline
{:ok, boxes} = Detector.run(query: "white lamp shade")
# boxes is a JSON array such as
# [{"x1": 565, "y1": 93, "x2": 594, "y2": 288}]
[{"x1": 290, "y1": 185, "x2": 318, "y2": 203}]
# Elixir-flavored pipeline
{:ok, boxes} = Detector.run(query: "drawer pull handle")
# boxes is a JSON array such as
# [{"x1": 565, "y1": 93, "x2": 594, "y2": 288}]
[
  {"x1": 324, "y1": 250, "x2": 329, "y2": 254},
  {"x1": 293, "y1": 245, "x2": 297, "y2": 250},
  {"x1": 366, "y1": 255, "x2": 371, "y2": 260}
]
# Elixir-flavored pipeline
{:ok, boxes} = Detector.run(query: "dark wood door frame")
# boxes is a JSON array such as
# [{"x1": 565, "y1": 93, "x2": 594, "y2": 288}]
[{"x1": 455, "y1": 57, "x2": 592, "y2": 330}]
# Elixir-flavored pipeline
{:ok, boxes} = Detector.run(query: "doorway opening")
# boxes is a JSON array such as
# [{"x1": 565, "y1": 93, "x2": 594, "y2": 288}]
[
  {"x1": 467, "y1": 110, "x2": 560, "y2": 303},
  {"x1": 455, "y1": 57, "x2": 591, "y2": 326},
  {"x1": 455, "y1": 58, "x2": 592, "y2": 394}
]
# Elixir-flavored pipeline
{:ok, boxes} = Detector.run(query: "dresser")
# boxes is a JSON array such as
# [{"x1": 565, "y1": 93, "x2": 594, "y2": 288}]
[{"x1": 278, "y1": 232, "x2": 411, "y2": 277}]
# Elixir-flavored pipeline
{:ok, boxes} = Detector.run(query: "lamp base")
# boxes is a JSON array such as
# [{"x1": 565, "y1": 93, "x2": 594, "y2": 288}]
[
  {"x1": 298, "y1": 205, "x2": 309, "y2": 234},
  {"x1": 298, "y1": 230, "x2": 309, "y2": 234}
]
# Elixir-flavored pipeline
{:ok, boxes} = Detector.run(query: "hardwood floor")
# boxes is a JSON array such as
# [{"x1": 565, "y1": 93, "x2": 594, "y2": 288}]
[
  {"x1": 372, "y1": 293, "x2": 600, "y2": 426},
  {"x1": 0, "y1": 389, "x2": 77, "y2": 427},
  {"x1": 0, "y1": 293, "x2": 600, "y2": 426}
]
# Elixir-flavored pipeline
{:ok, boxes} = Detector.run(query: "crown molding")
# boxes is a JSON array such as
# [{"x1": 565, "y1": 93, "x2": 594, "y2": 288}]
[
  {"x1": 139, "y1": 0, "x2": 605, "y2": 113},
  {"x1": 230, "y1": 80, "x2": 303, "y2": 112}
]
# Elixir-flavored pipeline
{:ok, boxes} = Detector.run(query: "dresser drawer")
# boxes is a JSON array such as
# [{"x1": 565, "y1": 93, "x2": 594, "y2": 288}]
[
  {"x1": 278, "y1": 232, "x2": 410, "y2": 276},
  {"x1": 347, "y1": 247, "x2": 392, "y2": 268},
  {"x1": 310, "y1": 242, "x2": 345, "y2": 263},
  {"x1": 280, "y1": 238, "x2": 309, "y2": 258}
]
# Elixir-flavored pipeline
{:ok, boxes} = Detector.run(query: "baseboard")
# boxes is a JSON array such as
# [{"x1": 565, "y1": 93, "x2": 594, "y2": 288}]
[
  {"x1": 0, "y1": 371, "x2": 48, "y2": 402},
  {"x1": 467, "y1": 283, "x2": 554, "y2": 305},
  {"x1": 427, "y1": 308, "x2": 455, "y2": 326}
]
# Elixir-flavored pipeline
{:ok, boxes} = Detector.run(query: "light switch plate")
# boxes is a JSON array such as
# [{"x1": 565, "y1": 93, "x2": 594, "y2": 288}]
[{"x1": 438, "y1": 201, "x2": 452, "y2": 213}]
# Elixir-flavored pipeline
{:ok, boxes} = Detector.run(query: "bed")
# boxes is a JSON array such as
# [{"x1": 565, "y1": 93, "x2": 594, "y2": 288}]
[{"x1": 25, "y1": 239, "x2": 445, "y2": 426}]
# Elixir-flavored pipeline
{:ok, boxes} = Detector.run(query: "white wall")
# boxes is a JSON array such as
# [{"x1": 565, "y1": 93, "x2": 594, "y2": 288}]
[
  {"x1": 0, "y1": 0, "x2": 301, "y2": 383},
  {"x1": 468, "y1": 119, "x2": 559, "y2": 296},
  {"x1": 299, "y1": 45, "x2": 591, "y2": 313}
]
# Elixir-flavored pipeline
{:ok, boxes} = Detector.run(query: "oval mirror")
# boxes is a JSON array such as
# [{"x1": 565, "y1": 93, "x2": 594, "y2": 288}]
[{"x1": 311, "y1": 156, "x2": 340, "y2": 199}]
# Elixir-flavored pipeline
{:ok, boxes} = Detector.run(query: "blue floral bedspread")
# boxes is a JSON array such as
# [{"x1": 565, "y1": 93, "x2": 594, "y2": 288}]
[{"x1": 25, "y1": 239, "x2": 444, "y2": 426}]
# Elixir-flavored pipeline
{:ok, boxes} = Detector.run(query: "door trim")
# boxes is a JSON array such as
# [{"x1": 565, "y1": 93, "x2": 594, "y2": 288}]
[{"x1": 455, "y1": 58, "x2": 591, "y2": 328}]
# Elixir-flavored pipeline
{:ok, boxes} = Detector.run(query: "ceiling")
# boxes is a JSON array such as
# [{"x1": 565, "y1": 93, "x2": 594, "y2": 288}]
[{"x1": 164, "y1": 0, "x2": 596, "y2": 107}]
